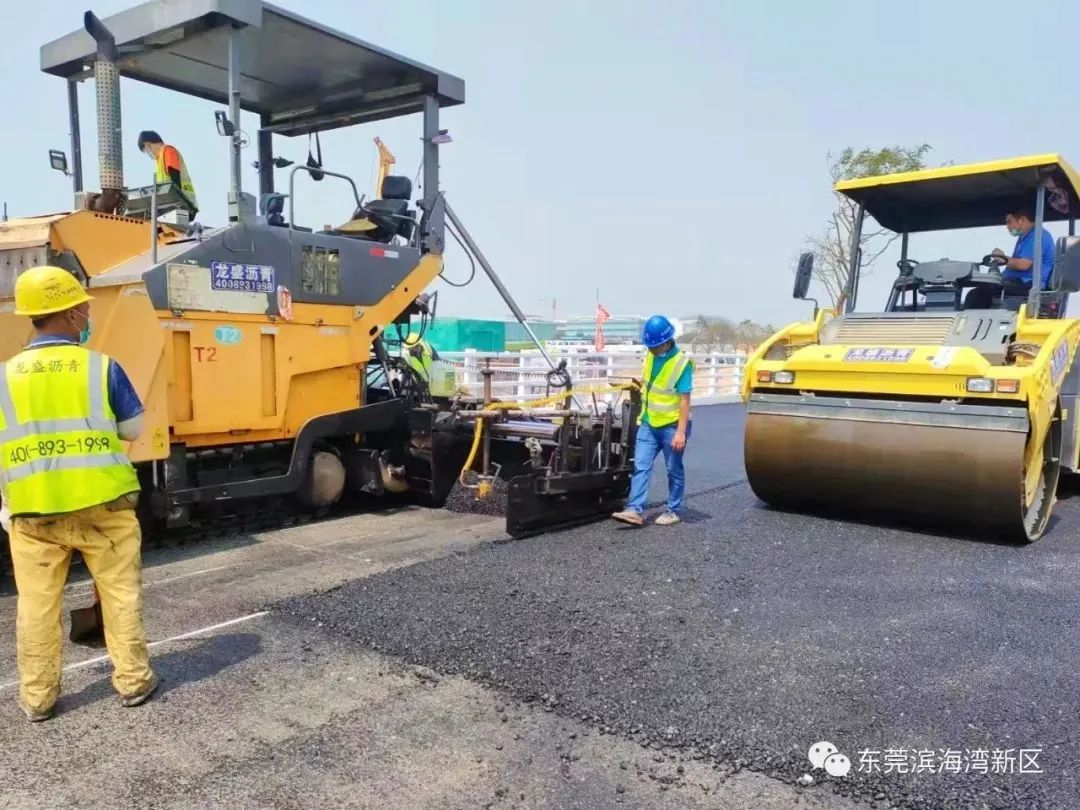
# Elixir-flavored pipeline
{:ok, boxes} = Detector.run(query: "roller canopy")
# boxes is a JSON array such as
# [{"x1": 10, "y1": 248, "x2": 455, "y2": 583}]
[
  {"x1": 40, "y1": 0, "x2": 465, "y2": 136},
  {"x1": 835, "y1": 154, "x2": 1080, "y2": 233}
]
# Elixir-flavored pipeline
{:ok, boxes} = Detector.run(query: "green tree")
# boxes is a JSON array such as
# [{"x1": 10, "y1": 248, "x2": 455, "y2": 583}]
[{"x1": 805, "y1": 145, "x2": 933, "y2": 309}]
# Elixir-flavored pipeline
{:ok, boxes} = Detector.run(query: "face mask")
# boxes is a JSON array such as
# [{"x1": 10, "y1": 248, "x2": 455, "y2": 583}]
[
  {"x1": 73, "y1": 310, "x2": 92, "y2": 345},
  {"x1": 1009, "y1": 227, "x2": 1022, "y2": 237}
]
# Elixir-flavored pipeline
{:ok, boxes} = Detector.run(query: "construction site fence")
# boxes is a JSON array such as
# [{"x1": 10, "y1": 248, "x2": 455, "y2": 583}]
[{"x1": 438, "y1": 349, "x2": 745, "y2": 407}]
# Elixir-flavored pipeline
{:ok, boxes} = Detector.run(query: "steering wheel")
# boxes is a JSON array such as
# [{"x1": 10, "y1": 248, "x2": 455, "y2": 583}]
[
  {"x1": 981, "y1": 253, "x2": 1008, "y2": 268},
  {"x1": 897, "y1": 258, "x2": 920, "y2": 274}
]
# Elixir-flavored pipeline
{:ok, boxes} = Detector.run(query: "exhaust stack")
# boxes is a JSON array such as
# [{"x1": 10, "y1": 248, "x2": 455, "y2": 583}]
[{"x1": 84, "y1": 12, "x2": 123, "y2": 212}]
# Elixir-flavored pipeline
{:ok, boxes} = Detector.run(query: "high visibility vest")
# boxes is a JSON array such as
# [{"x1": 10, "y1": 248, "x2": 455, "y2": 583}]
[
  {"x1": 639, "y1": 349, "x2": 692, "y2": 428},
  {"x1": 404, "y1": 340, "x2": 457, "y2": 396},
  {"x1": 156, "y1": 145, "x2": 198, "y2": 210},
  {"x1": 0, "y1": 344, "x2": 140, "y2": 516},
  {"x1": 405, "y1": 340, "x2": 434, "y2": 382}
]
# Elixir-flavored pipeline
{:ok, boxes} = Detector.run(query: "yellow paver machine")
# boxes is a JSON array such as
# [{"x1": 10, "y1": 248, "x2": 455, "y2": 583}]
[
  {"x1": 742, "y1": 154, "x2": 1080, "y2": 541},
  {"x1": 0, "y1": 1, "x2": 641, "y2": 557}
]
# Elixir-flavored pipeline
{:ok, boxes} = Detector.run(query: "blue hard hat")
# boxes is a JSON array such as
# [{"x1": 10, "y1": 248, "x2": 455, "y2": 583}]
[{"x1": 641, "y1": 315, "x2": 675, "y2": 348}]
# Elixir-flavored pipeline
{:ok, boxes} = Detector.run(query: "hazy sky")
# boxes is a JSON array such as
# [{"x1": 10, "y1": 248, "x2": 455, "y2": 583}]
[{"x1": 5, "y1": 0, "x2": 1080, "y2": 328}]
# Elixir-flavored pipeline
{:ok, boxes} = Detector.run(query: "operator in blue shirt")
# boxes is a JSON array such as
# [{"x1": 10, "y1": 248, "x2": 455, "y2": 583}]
[
  {"x1": 612, "y1": 315, "x2": 693, "y2": 527},
  {"x1": 965, "y1": 207, "x2": 1055, "y2": 309}
]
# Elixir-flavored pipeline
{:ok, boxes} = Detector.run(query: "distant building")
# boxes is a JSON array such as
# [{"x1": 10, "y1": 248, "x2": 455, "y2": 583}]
[
  {"x1": 411, "y1": 314, "x2": 686, "y2": 353},
  {"x1": 504, "y1": 319, "x2": 558, "y2": 345},
  {"x1": 555, "y1": 315, "x2": 683, "y2": 346}
]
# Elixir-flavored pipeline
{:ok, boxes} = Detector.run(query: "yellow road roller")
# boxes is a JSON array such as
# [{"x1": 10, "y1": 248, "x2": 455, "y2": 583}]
[{"x1": 743, "y1": 154, "x2": 1080, "y2": 541}]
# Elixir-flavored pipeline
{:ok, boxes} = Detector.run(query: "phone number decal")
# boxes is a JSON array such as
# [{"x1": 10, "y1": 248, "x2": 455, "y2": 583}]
[
  {"x1": 8, "y1": 437, "x2": 114, "y2": 464},
  {"x1": 210, "y1": 261, "x2": 275, "y2": 294}
]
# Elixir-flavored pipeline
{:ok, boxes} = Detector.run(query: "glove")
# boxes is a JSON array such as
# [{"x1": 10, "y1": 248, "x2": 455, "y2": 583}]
[{"x1": 0, "y1": 501, "x2": 11, "y2": 534}]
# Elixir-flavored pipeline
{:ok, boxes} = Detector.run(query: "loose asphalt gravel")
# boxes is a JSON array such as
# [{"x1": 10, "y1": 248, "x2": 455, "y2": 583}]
[{"x1": 278, "y1": 404, "x2": 1080, "y2": 809}]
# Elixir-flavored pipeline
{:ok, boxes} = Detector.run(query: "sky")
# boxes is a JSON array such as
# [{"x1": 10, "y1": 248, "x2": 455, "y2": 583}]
[{"x1": 4, "y1": 0, "x2": 1080, "y2": 328}]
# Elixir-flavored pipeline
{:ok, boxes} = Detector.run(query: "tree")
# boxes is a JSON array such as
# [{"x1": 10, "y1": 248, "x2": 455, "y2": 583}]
[
  {"x1": 683, "y1": 315, "x2": 763, "y2": 352},
  {"x1": 805, "y1": 145, "x2": 933, "y2": 309}
]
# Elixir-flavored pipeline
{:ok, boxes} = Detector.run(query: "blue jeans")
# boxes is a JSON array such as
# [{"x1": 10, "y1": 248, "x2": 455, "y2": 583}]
[{"x1": 626, "y1": 420, "x2": 691, "y2": 515}]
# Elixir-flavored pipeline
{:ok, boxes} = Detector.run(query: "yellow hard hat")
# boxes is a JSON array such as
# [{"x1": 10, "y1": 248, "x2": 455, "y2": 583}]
[{"x1": 14, "y1": 265, "x2": 92, "y2": 318}]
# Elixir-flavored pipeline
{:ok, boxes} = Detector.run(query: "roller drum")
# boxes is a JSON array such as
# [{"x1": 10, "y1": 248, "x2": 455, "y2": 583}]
[{"x1": 743, "y1": 393, "x2": 1060, "y2": 542}]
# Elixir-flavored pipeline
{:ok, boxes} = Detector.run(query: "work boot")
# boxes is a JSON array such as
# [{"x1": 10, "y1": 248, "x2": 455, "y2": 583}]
[
  {"x1": 611, "y1": 509, "x2": 644, "y2": 526},
  {"x1": 120, "y1": 674, "x2": 159, "y2": 708},
  {"x1": 20, "y1": 701, "x2": 54, "y2": 723},
  {"x1": 654, "y1": 511, "x2": 681, "y2": 526}
]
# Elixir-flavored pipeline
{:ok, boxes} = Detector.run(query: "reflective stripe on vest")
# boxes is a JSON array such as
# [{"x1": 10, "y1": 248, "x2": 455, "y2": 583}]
[
  {"x1": 156, "y1": 146, "x2": 198, "y2": 209},
  {"x1": 639, "y1": 350, "x2": 691, "y2": 427},
  {"x1": 0, "y1": 345, "x2": 139, "y2": 515}
]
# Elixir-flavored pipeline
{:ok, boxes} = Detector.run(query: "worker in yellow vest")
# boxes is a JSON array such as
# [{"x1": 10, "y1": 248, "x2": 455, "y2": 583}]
[
  {"x1": 0, "y1": 265, "x2": 157, "y2": 722},
  {"x1": 402, "y1": 333, "x2": 456, "y2": 396},
  {"x1": 612, "y1": 315, "x2": 693, "y2": 526},
  {"x1": 138, "y1": 130, "x2": 199, "y2": 217},
  {"x1": 404, "y1": 333, "x2": 437, "y2": 382}
]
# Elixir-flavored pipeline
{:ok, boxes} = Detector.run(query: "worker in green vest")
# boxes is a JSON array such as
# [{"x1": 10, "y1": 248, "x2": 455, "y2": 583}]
[
  {"x1": 402, "y1": 333, "x2": 457, "y2": 396},
  {"x1": 612, "y1": 314, "x2": 693, "y2": 526},
  {"x1": 404, "y1": 333, "x2": 437, "y2": 383},
  {"x1": 138, "y1": 130, "x2": 199, "y2": 217},
  {"x1": 1, "y1": 265, "x2": 157, "y2": 722}
]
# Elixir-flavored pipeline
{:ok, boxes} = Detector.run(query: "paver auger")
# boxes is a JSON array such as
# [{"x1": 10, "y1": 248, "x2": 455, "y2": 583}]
[
  {"x1": 742, "y1": 154, "x2": 1080, "y2": 541},
  {"x1": 0, "y1": 1, "x2": 640, "y2": 638}
]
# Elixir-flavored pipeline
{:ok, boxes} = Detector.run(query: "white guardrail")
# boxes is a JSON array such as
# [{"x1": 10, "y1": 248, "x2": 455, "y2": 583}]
[{"x1": 436, "y1": 349, "x2": 746, "y2": 407}]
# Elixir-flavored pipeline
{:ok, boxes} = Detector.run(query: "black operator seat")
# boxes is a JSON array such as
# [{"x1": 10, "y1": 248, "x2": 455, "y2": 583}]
[
  {"x1": 330, "y1": 176, "x2": 417, "y2": 243},
  {"x1": 1036, "y1": 236, "x2": 1076, "y2": 318},
  {"x1": 360, "y1": 175, "x2": 417, "y2": 242}
]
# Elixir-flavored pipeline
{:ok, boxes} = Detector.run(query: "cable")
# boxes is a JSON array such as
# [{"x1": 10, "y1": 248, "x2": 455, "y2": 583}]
[
  {"x1": 439, "y1": 219, "x2": 478, "y2": 288},
  {"x1": 545, "y1": 363, "x2": 572, "y2": 390}
]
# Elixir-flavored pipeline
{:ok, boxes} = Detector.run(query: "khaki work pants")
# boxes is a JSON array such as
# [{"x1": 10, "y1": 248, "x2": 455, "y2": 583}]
[{"x1": 8, "y1": 495, "x2": 154, "y2": 713}]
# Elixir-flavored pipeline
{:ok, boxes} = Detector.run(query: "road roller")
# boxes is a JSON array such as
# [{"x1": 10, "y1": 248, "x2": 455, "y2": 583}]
[
  {"x1": 743, "y1": 154, "x2": 1080, "y2": 541},
  {"x1": 0, "y1": 1, "x2": 640, "y2": 611}
]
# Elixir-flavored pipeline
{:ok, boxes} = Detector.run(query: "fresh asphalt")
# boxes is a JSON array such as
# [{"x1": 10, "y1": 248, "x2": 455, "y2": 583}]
[
  {"x1": 3, "y1": 403, "x2": 1076, "y2": 808},
  {"x1": 281, "y1": 404, "x2": 1080, "y2": 810}
]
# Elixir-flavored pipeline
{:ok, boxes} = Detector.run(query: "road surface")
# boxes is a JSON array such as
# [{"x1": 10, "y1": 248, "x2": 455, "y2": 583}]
[{"x1": 2, "y1": 404, "x2": 1075, "y2": 809}]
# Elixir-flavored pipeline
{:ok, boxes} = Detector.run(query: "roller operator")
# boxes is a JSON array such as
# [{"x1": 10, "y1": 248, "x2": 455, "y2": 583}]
[{"x1": 965, "y1": 208, "x2": 1054, "y2": 309}]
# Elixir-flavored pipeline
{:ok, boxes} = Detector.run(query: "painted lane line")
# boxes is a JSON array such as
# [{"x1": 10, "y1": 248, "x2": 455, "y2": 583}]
[
  {"x1": 0, "y1": 610, "x2": 269, "y2": 690},
  {"x1": 64, "y1": 564, "x2": 239, "y2": 593}
]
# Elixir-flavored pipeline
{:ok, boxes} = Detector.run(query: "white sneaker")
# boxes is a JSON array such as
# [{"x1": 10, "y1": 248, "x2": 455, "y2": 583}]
[
  {"x1": 612, "y1": 509, "x2": 644, "y2": 526},
  {"x1": 654, "y1": 511, "x2": 680, "y2": 526}
]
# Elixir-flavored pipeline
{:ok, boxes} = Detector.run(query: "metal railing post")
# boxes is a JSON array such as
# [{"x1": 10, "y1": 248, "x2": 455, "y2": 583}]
[{"x1": 150, "y1": 176, "x2": 158, "y2": 264}]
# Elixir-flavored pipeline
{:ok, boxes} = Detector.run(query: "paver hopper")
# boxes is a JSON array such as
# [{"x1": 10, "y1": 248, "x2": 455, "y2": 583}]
[{"x1": 742, "y1": 154, "x2": 1080, "y2": 541}]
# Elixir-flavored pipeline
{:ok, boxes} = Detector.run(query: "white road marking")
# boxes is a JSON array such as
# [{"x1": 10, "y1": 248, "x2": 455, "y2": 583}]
[
  {"x1": 0, "y1": 610, "x2": 269, "y2": 690},
  {"x1": 65, "y1": 564, "x2": 238, "y2": 594}
]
